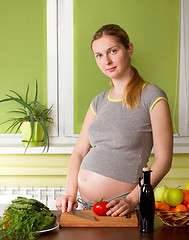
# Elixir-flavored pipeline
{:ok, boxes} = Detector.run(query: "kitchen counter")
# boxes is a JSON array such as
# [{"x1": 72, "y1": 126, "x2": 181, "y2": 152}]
[
  {"x1": 2, "y1": 211, "x2": 189, "y2": 240},
  {"x1": 36, "y1": 211, "x2": 189, "y2": 240}
]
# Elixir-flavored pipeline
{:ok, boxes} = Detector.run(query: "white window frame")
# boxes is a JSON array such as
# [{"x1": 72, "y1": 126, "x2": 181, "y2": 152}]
[
  {"x1": 178, "y1": 0, "x2": 189, "y2": 136},
  {"x1": 47, "y1": 0, "x2": 76, "y2": 140},
  {"x1": 0, "y1": 0, "x2": 188, "y2": 154},
  {"x1": 174, "y1": 0, "x2": 189, "y2": 152}
]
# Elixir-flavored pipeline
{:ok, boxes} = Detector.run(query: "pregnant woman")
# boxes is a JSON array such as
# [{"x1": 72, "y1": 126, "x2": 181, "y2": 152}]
[{"x1": 56, "y1": 24, "x2": 173, "y2": 217}]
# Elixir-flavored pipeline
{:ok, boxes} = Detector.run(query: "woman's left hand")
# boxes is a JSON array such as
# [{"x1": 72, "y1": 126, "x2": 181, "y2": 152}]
[{"x1": 105, "y1": 197, "x2": 136, "y2": 217}]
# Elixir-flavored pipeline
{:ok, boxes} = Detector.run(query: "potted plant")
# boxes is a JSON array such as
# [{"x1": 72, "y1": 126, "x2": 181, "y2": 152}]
[{"x1": 0, "y1": 81, "x2": 53, "y2": 153}]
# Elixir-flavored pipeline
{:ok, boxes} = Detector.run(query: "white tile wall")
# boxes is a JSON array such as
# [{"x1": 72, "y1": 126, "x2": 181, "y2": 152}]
[{"x1": 0, "y1": 186, "x2": 66, "y2": 210}]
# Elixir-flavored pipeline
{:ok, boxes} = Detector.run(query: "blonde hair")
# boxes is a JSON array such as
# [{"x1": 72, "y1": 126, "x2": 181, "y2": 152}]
[{"x1": 91, "y1": 24, "x2": 145, "y2": 110}]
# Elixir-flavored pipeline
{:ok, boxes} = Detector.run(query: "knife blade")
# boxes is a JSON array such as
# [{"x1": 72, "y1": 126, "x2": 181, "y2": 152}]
[{"x1": 68, "y1": 209, "x2": 99, "y2": 221}]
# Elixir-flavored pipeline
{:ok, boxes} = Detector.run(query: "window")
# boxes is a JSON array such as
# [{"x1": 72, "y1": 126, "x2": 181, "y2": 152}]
[
  {"x1": 49, "y1": 0, "x2": 189, "y2": 153},
  {"x1": 0, "y1": 0, "x2": 77, "y2": 154},
  {"x1": 0, "y1": 0, "x2": 189, "y2": 154}
]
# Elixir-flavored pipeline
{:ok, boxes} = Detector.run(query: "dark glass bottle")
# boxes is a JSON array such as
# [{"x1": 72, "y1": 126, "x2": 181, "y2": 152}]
[{"x1": 139, "y1": 167, "x2": 155, "y2": 232}]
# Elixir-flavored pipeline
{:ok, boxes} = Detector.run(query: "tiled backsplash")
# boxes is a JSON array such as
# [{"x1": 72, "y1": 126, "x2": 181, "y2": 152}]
[{"x1": 0, "y1": 186, "x2": 65, "y2": 210}]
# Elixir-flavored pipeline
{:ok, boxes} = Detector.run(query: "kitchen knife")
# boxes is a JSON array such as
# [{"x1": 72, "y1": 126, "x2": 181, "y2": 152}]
[{"x1": 68, "y1": 209, "x2": 99, "y2": 221}]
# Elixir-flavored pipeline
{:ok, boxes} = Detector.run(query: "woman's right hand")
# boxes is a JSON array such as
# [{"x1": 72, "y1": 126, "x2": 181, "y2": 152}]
[{"x1": 56, "y1": 195, "x2": 78, "y2": 212}]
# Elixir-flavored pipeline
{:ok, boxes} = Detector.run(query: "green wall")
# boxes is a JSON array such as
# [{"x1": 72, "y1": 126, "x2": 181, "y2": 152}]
[
  {"x1": 74, "y1": 0, "x2": 180, "y2": 133},
  {"x1": 0, "y1": 154, "x2": 189, "y2": 189},
  {"x1": 0, "y1": 0, "x2": 47, "y2": 133},
  {"x1": 0, "y1": 154, "x2": 69, "y2": 187}
]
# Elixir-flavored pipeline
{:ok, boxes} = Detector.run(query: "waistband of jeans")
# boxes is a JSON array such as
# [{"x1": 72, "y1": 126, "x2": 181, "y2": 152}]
[{"x1": 77, "y1": 192, "x2": 131, "y2": 210}]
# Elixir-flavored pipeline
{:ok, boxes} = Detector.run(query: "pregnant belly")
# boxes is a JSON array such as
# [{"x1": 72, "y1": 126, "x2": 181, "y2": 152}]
[{"x1": 78, "y1": 169, "x2": 137, "y2": 202}]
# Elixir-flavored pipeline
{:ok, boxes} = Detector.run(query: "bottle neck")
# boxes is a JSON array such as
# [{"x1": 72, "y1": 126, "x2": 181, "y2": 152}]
[{"x1": 143, "y1": 171, "x2": 151, "y2": 184}]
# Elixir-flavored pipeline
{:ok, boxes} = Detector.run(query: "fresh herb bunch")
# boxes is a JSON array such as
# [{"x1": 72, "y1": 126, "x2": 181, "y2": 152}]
[{"x1": 0, "y1": 197, "x2": 56, "y2": 240}]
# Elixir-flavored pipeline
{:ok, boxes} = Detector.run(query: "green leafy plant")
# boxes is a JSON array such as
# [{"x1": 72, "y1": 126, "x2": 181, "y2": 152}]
[
  {"x1": 0, "y1": 197, "x2": 56, "y2": 240},
  {"x1": 0, "y1": 81, "x2": 53, "y2": 153}
]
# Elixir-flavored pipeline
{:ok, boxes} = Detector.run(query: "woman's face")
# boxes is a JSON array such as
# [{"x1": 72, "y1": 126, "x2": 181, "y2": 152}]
[{"x1": 92, "y1": 35, "x2": 133, "y2": 80}]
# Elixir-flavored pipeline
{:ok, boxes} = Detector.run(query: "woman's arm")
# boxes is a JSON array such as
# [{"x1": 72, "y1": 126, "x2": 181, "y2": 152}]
[
  {"x1": 56, "y1": 107, "x2": 96, "y2": 212},
  {"x1": 150, "y1": 98, "x2": 173, "y2": 187},
  {"x1": 106, "y1": 99, "x2": 173, "y2": 216}
]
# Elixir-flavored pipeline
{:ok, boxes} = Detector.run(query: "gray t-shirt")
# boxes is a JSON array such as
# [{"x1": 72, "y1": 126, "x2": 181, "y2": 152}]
[{"x1": 80, "y1": 83, "x2": 168, "y2": 183}]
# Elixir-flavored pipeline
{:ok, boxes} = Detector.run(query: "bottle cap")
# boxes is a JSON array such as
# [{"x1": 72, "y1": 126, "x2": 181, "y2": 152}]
[{"x1": 142, "y1": 167, "x2": 151, "y2": 172}]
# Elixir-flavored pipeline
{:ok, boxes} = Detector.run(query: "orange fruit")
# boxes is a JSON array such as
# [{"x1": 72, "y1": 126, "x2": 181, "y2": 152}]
[
  {"x1": 175, "y1": 204, "x2": 188, "y2": 212},
  {"x1": 182, "y1": 190, "x2": 189, "y2": 206},
  {"x1": 187, "y1": 203, "x2": 189, "y2": 209},
  {"x1": 155, "y1": 201, "x2": 160, "y2": 209},
  {"x1": 156, "y1": 202, "x2": 171, "y2": 211},
  {"x1": 170, "y1": 207, "x2": 176, "y2": 211}
]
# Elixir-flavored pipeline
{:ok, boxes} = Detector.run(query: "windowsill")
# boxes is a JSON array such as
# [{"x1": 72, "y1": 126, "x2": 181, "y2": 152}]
[
  {"x1": 0, "y1": 136, "x2": 189, "y2": 154},
  {"x1": 173, "y1": 136, "x2": 189, "y2": 153},
  {"x1": 0, "y1": 143, "x2": 75, "y2": 154},
  {"x1": 0, "y1": 135, "x2": 77, "y2": 154}
]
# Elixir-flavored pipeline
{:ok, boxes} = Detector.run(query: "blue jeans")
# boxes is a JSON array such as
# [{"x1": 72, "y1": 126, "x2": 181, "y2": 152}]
[{"x1": 77, "y1": 192, "x2": 131, "y2": 210}]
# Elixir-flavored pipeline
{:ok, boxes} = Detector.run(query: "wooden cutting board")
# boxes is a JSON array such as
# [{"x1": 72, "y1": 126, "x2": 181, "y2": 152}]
[{"x1": 59, "y1": 210, "x2": 138, "y2": 227}]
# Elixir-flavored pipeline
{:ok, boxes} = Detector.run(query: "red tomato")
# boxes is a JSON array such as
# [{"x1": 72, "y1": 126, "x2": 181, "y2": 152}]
[{"x1": 93, "y1": 199, "x2": 110, "y2": 216}]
